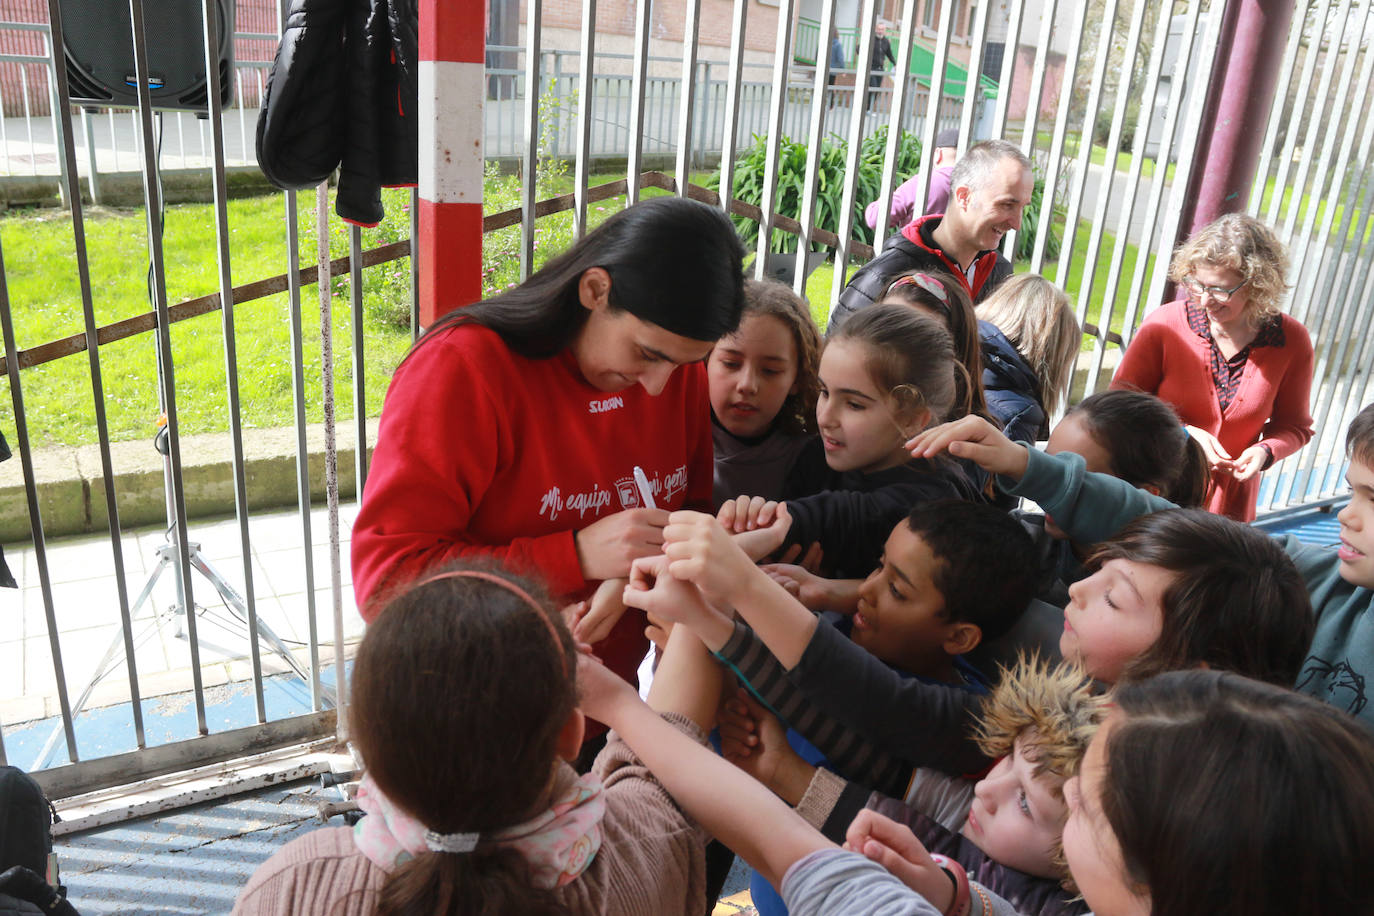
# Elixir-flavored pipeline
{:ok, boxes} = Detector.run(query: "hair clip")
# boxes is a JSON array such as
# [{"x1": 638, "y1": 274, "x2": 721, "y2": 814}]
[{"x1": 424, "y1": 829, "x2": 480, "y2": 854}]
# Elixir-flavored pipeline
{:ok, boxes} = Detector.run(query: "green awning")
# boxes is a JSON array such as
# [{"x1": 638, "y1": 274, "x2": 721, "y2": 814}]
[{"x1": 890, "y1": 35, "x2": 1000, "y2": 100}]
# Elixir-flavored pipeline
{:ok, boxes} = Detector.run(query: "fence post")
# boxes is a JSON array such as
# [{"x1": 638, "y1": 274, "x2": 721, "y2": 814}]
[
  {"x1": 1175, "y1": 0, "x2": 1296, "y2": 239},
  {"x1": 417, "y1": 0, "x2": 485, "y2": 326}
]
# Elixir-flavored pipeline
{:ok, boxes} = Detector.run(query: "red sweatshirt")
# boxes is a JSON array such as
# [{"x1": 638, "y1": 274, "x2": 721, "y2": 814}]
[
  {"x1": 1111, "y1": 300, "x2": 1314, "y2": 522},
  {"x1": 351, "y1": 322, "x2": 714, "y2": 684}
]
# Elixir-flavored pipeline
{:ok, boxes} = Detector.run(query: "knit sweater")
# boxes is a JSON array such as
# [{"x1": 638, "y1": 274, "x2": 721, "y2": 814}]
[
  {"x1": 230, "y1": 714, "x2": 710, "y2": 916},
  {"x1": 1111, "y1": 300, "x2": 1314, "y2": 521},
  {"x1": 1005, "y1": 447, "x2": 1374, "y2": 729},
  {"x1": 350, "y1": 322, "x2": 714, "y2": 684}
]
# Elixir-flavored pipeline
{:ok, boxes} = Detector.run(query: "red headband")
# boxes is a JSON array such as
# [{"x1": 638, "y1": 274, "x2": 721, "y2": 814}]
[{"x1": 416, "y1": 570, "x2": 568, "y2": 675}]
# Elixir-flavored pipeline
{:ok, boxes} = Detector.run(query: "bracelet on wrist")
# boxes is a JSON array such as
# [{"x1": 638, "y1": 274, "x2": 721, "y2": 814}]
[{"x1": 929, "y1": 854, "x2": 972, "y2": 916}]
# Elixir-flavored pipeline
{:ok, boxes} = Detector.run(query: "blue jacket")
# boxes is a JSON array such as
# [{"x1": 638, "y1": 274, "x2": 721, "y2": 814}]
[{"x1": 979, "y1": 320, "x2": 1047, "y2": 444}]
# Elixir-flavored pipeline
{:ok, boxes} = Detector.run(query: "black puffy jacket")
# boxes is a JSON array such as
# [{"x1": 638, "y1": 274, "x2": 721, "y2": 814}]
[
  {"x1": 979, "y1": 319, "x2": 1047, "y2": 444},
  {"x1": 256, "y1": 0, "x2": 417, "y2": 227}
]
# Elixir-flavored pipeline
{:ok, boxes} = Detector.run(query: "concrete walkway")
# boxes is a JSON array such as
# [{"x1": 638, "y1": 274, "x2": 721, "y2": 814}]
[{"x1": 1, "y1": 499, "x2": 364, "y2": 741}]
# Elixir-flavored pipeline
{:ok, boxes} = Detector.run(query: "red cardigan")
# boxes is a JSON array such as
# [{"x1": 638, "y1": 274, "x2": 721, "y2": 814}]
[
  {"x1": 1110, "y1": 300, "x2": 1314, "y2": 521},
  {"x1": 351, "y1": 322, "x2": 714, "y2": 684}
]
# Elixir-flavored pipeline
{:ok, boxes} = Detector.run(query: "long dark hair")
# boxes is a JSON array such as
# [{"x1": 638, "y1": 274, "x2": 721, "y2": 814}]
[
  {"x1": 415, "y1": 197, "x2": 745, "y2": 359},
  {"x1": 1087, "y1": 508, "x2": 1313, "y2": 686},
  {"x1": 351, "y1": 563, "x2": 579, "y2": 916},
  {"x1": 1103, "y1": 670, "x2": 1374, "y2": 915},
  {"x1": 1067, "y1": 390, "x2": 1211, "y2": 507}
]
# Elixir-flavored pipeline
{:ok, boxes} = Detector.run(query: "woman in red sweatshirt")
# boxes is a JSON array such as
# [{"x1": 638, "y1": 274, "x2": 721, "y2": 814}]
[
  {"x1": 351, "y1": 197, "x2": 745, "y2": 693},
  {"x1": 1112, "y1": 214, "x2": 1313, "y2": 522}
]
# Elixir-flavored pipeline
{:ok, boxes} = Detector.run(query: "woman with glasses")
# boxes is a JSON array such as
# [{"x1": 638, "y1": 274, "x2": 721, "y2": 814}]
[{"x1": 1111, "y1": 213, "x2": 1314, "y2": 521}]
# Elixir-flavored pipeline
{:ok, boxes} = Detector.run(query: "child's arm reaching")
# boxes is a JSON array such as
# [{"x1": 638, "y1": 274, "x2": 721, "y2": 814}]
[
  {"x1": 579, "y1": 629, "x2": 830, "y2": 890},
  {"x1": 763, "y1": 564, "x2": 862, "y2": 615},
  {"x1": 908, "y1": 415, "x2": 1177, "y2": 544},
  {"x1": 656, "y1": 510, "x2": 822, "y2": 669}
]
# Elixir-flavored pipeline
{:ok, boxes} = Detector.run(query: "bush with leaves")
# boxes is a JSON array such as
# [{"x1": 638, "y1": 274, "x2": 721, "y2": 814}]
[
  {"x1": 709, "y1": 127, "x2": 922, "y2": 253},
  {"x1": 1013, "y1": 164, "x2": 1063, "y2": 262}
]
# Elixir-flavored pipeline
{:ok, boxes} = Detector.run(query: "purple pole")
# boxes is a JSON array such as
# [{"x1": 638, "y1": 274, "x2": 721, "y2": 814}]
[{"x1": 1177, "y1": 0, "x2": 1296, "y2": 239}]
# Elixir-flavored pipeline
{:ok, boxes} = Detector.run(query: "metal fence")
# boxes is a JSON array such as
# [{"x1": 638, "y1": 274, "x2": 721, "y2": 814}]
[
  {"x1": 0, "y1": 0, "x2": 1371, "y2": 806},
  {"x1": 483, "y1": 45, "x2": 967, "y2": 165}
]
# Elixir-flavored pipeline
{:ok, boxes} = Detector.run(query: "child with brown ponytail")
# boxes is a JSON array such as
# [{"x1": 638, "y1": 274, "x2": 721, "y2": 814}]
[{"x1": 231, "y1": 562, "x2": 720, "y2": 916}]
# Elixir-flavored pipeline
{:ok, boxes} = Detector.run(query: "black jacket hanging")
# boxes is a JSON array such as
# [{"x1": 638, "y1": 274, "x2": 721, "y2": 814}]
[{"x1": 256, "y1": 0, "x2": 418, "y2": 227}]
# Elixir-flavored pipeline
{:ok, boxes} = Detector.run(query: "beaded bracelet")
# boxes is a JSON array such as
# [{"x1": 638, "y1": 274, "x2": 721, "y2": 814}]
[{"x1": 929, "y1": 853, "x2": 972, "y2": 916}]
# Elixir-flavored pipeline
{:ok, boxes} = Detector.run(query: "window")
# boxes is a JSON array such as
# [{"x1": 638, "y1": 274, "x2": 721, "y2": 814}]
[{"x1": 922, "y1": 0, "x2": 939, "y2": 29}]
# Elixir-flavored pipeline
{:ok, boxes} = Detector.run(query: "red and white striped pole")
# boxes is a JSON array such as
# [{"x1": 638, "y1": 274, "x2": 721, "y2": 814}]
[{"x1": 417, "y1": 0, "x2": 485, "y2": 327}]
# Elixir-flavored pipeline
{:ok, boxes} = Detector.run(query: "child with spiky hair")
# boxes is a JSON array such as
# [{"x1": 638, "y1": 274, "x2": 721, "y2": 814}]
[{"x1": 723, "y1": 657, "x2": 1105, "y2": 916}]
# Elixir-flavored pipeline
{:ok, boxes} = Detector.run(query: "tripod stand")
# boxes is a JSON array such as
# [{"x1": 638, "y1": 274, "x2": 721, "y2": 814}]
[{"x1": 30, "y1": 425, "x2": 335, "y2": 771}]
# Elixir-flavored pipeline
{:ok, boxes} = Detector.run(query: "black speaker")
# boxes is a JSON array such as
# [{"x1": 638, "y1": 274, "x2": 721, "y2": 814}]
[{"x1": 58, "y1": 0, "x2": 234, "y2": 112}]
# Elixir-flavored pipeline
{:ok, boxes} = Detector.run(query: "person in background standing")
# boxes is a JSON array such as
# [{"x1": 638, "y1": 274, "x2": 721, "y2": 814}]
[
  {"x1": 866, "y1": 21, "x2": 897, "y2": 112},
  {"x1": 864, "y1": 127, "x2": 960, "y2": 233}
]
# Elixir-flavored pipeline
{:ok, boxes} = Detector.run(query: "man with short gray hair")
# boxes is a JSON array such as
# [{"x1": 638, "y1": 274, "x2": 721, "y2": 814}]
[{"x1": 830, "y1": 139, "x2": 1033, "y2": 333}]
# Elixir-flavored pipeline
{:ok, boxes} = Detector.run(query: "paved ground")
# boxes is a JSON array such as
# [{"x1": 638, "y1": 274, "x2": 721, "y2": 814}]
[{"x1": 1, "y1": 501, "x2": 364, "y2": 758}]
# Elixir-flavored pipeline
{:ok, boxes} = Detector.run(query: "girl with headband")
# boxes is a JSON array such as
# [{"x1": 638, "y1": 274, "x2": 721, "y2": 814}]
[{"x1": 232, "y1": 563, "x2": 723, "y2": 915}]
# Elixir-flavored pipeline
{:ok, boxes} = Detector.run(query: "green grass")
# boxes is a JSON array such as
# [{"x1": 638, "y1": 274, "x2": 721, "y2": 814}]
[
  {"x1": 0, "y1": 188, "x2": 416, "y2": 448},
  {"x1": 1030, "y1": 129, "x2": 1176, "y2": 183},
  {"x1": 0, "y1": 171, "x2": 718, "y2": 449}
]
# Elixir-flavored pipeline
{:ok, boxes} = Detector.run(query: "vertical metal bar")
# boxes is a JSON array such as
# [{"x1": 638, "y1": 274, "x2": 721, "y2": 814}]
[
  {"x1": 20, "y1": 67, "x2": 34, "y2": 177},
  {"x1": 792, "y1": 0, "x2": 842, "y2": 293},
  {"x1": 832, "y1": 0, "x2": 882, "y2": 306},
  {"x1": 520, "y1": 1, "x2": 543, "y2": 278},
  {"x1": 911, "y1": 0, "x2": 960, "y2": 218},
  {"x1": 198, "y1": 0, "x2": 266, "y2": 721},
  {"x1": 1274, "y1": 20, "x2": 1374, "y2": 508},
  {"x1": 1002, "y1": 0, "x2": 1060, "y2": 260},
  {"x1": 315, "y1": 186, "x2": 345, "y2": 739},
  {"x1": 284, "y1": 187, "x2": 322, "y2": 710},
  {"x1": 674, "y1": 0, "x2": 702, "y2": 193},
  {"x1": 991, "y1": 0, "x2": 1026, "y2": 139},
  {"x1": 866, "y1": 0, "x2": 921, "y2": 264},
  {"x1": 1, "y1": 251, "x2": 79, "y2": 763},
  {"x1": 1264, "y1": 0, "x2": 1331, "y2": 227},
  {"x1": 1279, "y1": 0, "x2": 1350, "y2": 248},
  {"x1": 1048, "y1": 0, "x2": 1118, "y2": 290},
  {"x1": 410, "y1": 186, "x2": 420, "y2": 338},
  {"x1": 1282, "y1": 0, "x2": 1369, "y2": 328},
  {"x1": 753, "y1": 0, "x2": 798, "y2": 279},
  {"x1": 106, "y1": 109, "x2": 117, "y2": 172},
  {"x1": 1086, "y1": 0, "x2": 1173, "y2": 391},
  {"x1": 41, "y1": 34, "x2": 70, "y2": 207},
  {"x1": 81, "y1": 108, "x2": 101, "y2": 205},
  {"x1": 957, "y1": 0, "x2": 993, "y2": 147},
  {"x1": 1144, "y1": 5, "x2": 1224, "y2": 314},
  {"x1": 1121, "y1": 0, "x2": 1206, "y2": 344},
  {"x1": 1248, "y1": 0, "x2": 1308, "y2": 213},
  {"x1": 127, "y1": 0, "x2": 208, "y2": 735},
  {"x1": 625, "y1": 0, "x2": 653, "y2": 204},
  {"x1": 1026, "y1": 6, "x2": 1085, "y2": 273},
  {"x1": 572, "y1": 0, "x2": 596, "y2": 238},
  {"x1": 44, "y1": 0, "x2": 145, "y2": 748},
  {"x1": 1070, "y1": 0, "x2": 1151, "y2": 393},
  {"x1": 350, "y1": 224, "x2": 368, "y2": 496}
]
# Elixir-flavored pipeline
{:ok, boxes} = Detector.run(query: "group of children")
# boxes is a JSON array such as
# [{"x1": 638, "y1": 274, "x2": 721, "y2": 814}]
[{"x1": 236, "y1": 260, "x2": 1374, "y2": 916}]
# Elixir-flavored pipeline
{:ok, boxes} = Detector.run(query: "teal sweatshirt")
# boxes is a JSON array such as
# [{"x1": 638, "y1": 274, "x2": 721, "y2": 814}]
[{"x1": 1005, "y1": 448, "x2": 1374, "y2": 724}]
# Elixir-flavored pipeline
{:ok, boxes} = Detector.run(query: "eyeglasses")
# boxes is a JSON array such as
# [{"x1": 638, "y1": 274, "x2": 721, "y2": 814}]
[
  {"x1": 885, "y1": 273, "x2": 950, "y2": 307},
  {"x1": 1182, "y1": 274, "x2": 1248, "y2": 303}
]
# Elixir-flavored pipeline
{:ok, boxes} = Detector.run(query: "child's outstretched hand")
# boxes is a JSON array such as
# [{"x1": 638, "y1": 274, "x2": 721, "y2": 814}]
[
  {"x1": 719, "y1": 688, "x2": 815, "y2": 806},
  {"x1": 574, "y1": 577, "x2": 630, "y2": 646},
  {"x1": 762, "y1": 563, "x2": 854, "y2": 614},
  {"x1": 663, "y1": 510, "x2": 771, "y2": 602},
  {"x1": 906, "y1": 415, "x2": 1030, "y2": 481},
  {"x1": 576, "y1": 650, "x2": 641, "y2": 726},
  {"x1": 718, "y1": 495, "x2": 784, "y2": 533},
  {"x1": 843, "y1": 809, "x2": 953, "y2": 912},
  {"x1": 623, "y1": 553, "x2": 734, "y2": 649}
]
